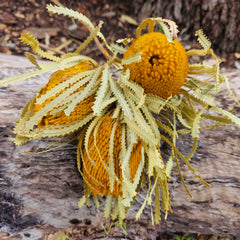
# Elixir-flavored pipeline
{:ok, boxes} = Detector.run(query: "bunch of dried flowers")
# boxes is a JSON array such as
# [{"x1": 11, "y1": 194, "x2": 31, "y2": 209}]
[{"x1": 1, "y1": 5, "x2": 239, "y2": 225}]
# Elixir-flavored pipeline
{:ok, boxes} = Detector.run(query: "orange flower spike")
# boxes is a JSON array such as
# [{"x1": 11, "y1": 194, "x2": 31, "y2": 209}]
[
  {"x1": 33, "y1": 62, "x2": 95, "y2": 127},
  {"x1": 124, "y1": 32, "x2": 189, "y2": 99},
  {"x1": 82, "y1": 117, "x2": 142, "y2": 197}
]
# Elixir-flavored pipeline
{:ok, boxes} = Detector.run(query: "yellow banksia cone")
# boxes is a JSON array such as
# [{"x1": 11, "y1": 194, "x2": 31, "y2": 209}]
[
  {"x1": 124, "y1": 32, "x2": 189, "y2": 99},
  {"x1": 82, "y1": 116, "x2": 142, "y2": 197},
  {"x1": 33, "y1": 62, "x2": 95, "y2": 127}
]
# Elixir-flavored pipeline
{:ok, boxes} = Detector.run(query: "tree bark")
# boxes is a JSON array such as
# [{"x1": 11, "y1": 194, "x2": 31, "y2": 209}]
[
  {"x1": 132, "y1": 0, "x2": 240, "y2": 56},
  {"x1": 0, "y1": 53, "x2": 240, "y2": 239}
]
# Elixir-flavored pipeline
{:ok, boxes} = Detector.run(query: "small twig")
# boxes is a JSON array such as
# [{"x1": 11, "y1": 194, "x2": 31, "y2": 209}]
[
  {"x1": 39, "y1": 43, "x2": 65, "y2": 55},
  {"x1": 93, "y1": 37, "x2": 112, "y2": 60},
  {"x1": 55, "y1": 39, "x2": 72, "y2": 52}
]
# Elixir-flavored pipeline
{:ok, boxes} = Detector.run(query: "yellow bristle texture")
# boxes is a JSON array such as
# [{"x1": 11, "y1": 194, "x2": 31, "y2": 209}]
[
  {"x1": 124, "y1": 32, "x2": 189, "y2": 99},
  {"x1": 82, "y1": 117, "x2": 142, "y2": 197},
  {"x1": 33, "y1": 62, "x2": 95, "y2": 127}
]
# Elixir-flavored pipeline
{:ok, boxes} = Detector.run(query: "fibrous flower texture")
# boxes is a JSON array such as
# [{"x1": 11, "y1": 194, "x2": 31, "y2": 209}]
[
  {"x1": 0, "y1": 6, "x2": 239, "y2": 225},
  {"x1": 34, "y1": 62, "x2": 96, "y2": 127},
  {"x1": 82, "y1": 116, "x2": 142, "y2": 197},
  {"x1": 124, "y1": 32, "x2": 189, "y2": 99}
]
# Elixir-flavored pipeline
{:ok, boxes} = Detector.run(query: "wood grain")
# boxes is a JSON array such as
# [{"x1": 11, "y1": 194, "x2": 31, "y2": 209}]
[{"x1": 0, "y1": 53, "x2": 239, "y2": 238}]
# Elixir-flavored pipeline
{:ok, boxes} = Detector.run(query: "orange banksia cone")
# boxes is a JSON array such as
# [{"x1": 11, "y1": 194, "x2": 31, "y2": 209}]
[
  {"x1": 82, "y1": 116, "x2": 142, "y2": 197},
  {"x1": 124, "y1": 32, "x2": 189, "y2": 99},
  {"x1": 34, "y1": 62, "x2": 95, "y2": 127}
]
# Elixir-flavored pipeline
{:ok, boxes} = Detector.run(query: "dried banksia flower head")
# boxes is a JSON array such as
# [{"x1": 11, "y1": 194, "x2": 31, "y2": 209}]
[{"x1": 1, "y1": 6, "x2": 239, "y2": 225}]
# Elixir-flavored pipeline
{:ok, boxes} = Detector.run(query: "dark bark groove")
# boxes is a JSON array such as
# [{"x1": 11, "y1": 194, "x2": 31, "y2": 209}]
[{"x1": 133, "y1": 0, "x2": 240, "y2": 55}]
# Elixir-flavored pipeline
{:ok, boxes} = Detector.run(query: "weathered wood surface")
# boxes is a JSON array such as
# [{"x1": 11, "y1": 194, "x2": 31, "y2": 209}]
[{"x1": 0, "y1": 53, "x2": 240, "y2": 239}]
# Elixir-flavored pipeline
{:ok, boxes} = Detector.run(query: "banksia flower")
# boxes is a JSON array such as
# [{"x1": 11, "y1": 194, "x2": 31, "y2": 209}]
[
  {"x1": 124, "y1": 32, "x2": 189, "y2": 99},
  {"x1": 34, "y1": 62, "x2": 95, "y2": 127},
  {"x1": 82, "y1": 116, "x2": 142, "y2": 197},
  {"x1": 1, "y1": 5, "x2": 239, "y2": 226}
]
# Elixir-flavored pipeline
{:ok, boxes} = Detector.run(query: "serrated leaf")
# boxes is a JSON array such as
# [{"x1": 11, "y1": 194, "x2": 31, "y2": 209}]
[
  {"x1": 154, "y1": 180, "x2": 161, "y2": 224},
  {"x1": 120, "y1": 123, "x2": 126, "y2": 158},
  {"x1": 118, "y1": 196, "x2": 126, "y2": 221},
  {"x1": 20, "y1": 33, "x2": 61, "y2": 61},
  {"x1": 108, "y1": 121, "x2": 118, "y2": 192},
  {"x1": 165, "y1": 155, "x2": 173, "y2": 178},
  {"x1": 158, "y1": 21, "x2": 174, "y2": 43},
  {"x1": 111, "y1": 197, "x2": 119, "y2": 220},
  {"x1": 145, "y1": 94, "x2": 181, "y2": 115},
  {"x1": 188, "y1": 63, "x2": 216, "y2": 75},
  {"x1": 191, "y1": 109, "x2": 203, "y2": 138},
  {"x1": 11, "y1": 135, "x2": 31, "y2": 146},
  {"x1": 121, "y1": 143, "x2": 133, "y2": 183},
  {"x1": 74, "y1": 21, "x2": 103, "y2": 54},
  {"x1": 47, "y1": 4, "x2": 95, "y2": 31},
  {"x1": 211, "y1": 106, "x2": 240, "y2": 127},
  {"x1": 96, "y1": 31, "x2": 114, "y2": 55},
  {"x1": 185, "y1": 77, "x2": 216, "y2": 94},
  {"x1": 93, "y1": 195, "x2": 100, "y2": 209},
  {"x1": 136, "y1": 195, "x2": 148, "y2": 219},
  {"x1": 52, "y1": 75, "x2": 93, "y2": 111},
  {"x1": 96, "y1": 97, "x2": 117, "y2": 116},
  {"x1": 202, "y1": 113, "x2": 234, "y2": 124},
  {"x1": 59, "y1": 55, "x2": 98, "y2": 69},
  {"x1": 104, "y1": 195, "x2": 113, "y2": 219},
  {"x1": 132, "y1": 145, "x2": 144, "y2": 189},
  {"x1": 22, "y1": 80, "x2": 86, "y2": 131},
  {"x1": 110, "y1": 43, "x2": 127, "y2": 54},
  {"x1": 84, "y1": 116, "x2": 101, "y2": 167},
  {"x1": 36, "y1": 69, "x2": 94, "y2": 105},
  {"x1": 0, "y1": 62, "x2": 58, "y2": 87},
  {"x1": 116, "y1": 38, "x2": 135, "y2": 45},
  {"x1": 121, "y1": 52, "x2": 142, "y2": 65},
  {"x1": 155, "y1": 119, "x2": 174, "y2": 138},
  {"x1": 223, "y1": 74, "x2": 240, "y2": 105},
  {"x1": 140, "y1": 104, "x2": 160, "y2": 140},
  {"x1": 192, "y1": 90, "x2": 215, "y2": 106},
  {"x1": 121, "y1": 143, "x2": 137, "y2": 199},
  {"x1": 127, "y1": 96, "x2": 155, "y2": 137},
  {"x1": 124, "y1": 116, "x2": 158, "y2": 146},
  {"x1": 109, "y1": 77, "x2": 133, "y2": 120},
  {"x1": 195, "y1": 29, "x2": 211, "y2": 50},
  {"x1": 155, "y1": 168, "x2": 170, "y2": 212},
  {"x1": 120, "y1": 68, "x2": 144, "y2": 99},
  {"x1": 186, "y1": 138, "x2": 198, "y2": 161},
  {"x1": 25, "y1": 52, "x2": 41, "y2": 69},
  {"x1": 176, "y1": 112, "x2": 191, "y2": 129},
  {"x1": 92, "y1": 65, "x2": 110, "y2": 115},
  {"x1": 20, "y1": 97, "x2": 36, "y2": 120},
  {"x1": 148, "y1": 146, "x2": 165, "y2": 177},
  {"x1": 78, "y1": 195, "x2": 86, "y2": 208},
  {"x1": 177, "y1": 128, "x2": 191, "y2": 135},
  {"x1": 64, "y1": 66, "x2": 102, "y2": 116},
  {"x1": 16, "y1": 112, "x2": 94, "y2": 140}
]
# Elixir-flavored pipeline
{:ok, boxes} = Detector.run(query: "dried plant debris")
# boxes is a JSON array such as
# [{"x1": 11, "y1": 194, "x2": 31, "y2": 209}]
[{"x1": 0, "y1": 5, "x2": 240, "y2": 225}]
